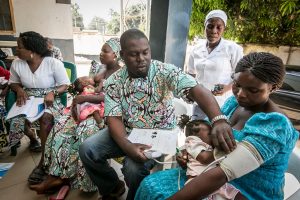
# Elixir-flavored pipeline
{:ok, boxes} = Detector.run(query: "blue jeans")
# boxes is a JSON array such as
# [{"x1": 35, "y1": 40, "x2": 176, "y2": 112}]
[{"x1": 79, "y1": 128, "x2": 156, "y2": 200}]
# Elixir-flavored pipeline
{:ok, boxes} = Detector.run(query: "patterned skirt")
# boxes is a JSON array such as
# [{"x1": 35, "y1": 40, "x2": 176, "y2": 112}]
[
  {"x1": 8, "y1": 88, "x2": 65, "y2": 149},
  {"x1": 0, "y1": 99, "x2": 9, "y2": 153},
  {"x1": 44, "y1": 111, "x2": 103, "y2": 192}
]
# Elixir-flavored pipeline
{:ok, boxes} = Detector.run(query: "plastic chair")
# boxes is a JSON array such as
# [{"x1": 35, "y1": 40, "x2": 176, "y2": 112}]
[
  {"x1": 284, "y1": 172, "x2": 300, "y2": 199},
  {"x1": 63, "y1": 61, "x2": 77, "y2": 83},
  {"x1": 60, "y1": 61, "x2": 77, "y2": 106},
  {"x1": 0, "y1": 60, "x2": 7, "y2": 69}
]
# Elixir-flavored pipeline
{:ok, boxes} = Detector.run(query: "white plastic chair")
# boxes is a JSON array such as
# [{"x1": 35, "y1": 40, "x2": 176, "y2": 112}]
[
  {"x1": 284, "y1": 172, "x2": 300, "y2": 200},
  {"x1": 159, "y1": 98, "x2": 190, "y2": 169},
  {"x1": 173, "y1": 97, "x2": 188, "y2": 116}
]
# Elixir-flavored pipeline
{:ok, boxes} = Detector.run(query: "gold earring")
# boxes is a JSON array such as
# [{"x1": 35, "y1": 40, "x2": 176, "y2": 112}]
[{"x1": 30, "y1": 54, "x2": 33, "y2": 59}]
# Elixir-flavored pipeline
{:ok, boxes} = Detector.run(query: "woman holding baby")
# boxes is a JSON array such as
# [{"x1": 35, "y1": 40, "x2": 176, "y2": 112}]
[{"x1": 29, "y1": 38, "x2": 121, "y2": 194}]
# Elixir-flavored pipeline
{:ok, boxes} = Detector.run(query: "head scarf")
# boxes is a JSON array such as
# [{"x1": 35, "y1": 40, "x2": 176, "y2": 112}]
[
  {"x1": 105, "y1": 37, "x2": 121, "y2": 60},
  {"x1": 204, "y1": 10, "x2": 227, "y2": 26}
]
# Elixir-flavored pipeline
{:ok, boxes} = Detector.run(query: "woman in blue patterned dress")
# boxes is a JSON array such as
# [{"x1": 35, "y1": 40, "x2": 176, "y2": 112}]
[
  {"x1": 135, "y1": 52, "x2": 299, "y2": 200},
  {"x1": 29, "y1": 38, "x2": 121, "y2": 194}
]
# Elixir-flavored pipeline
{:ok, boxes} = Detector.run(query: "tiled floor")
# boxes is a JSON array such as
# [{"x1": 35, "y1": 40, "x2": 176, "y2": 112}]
[
  {"x1": 0, "y1": 137, "x2": 127, "y2": 200},
  {"x1": 1, "y1": 137, "x2": 300, "y2": 200}
]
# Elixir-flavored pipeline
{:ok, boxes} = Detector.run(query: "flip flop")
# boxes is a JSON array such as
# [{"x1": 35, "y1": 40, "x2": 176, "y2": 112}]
[{"x1": 48, "y1": 185, "x2": 70, "y2": 200}]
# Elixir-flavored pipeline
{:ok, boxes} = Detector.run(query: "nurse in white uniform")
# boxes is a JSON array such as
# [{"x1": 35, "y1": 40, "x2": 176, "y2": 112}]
[{"x1": 187, "y1": 10, "x2": 243, "y2": 119}]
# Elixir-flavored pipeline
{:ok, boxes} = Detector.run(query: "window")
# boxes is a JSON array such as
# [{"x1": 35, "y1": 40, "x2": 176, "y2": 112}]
[
  {"x1": 56, "y1": 0, "x2": 71, "y2": 4},
  {"x1": 0, "y1": 0, "x2": 15, "y2": 34}
]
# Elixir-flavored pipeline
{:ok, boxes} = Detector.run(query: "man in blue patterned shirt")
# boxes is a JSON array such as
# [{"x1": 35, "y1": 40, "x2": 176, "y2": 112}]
[{"x1": 79, "y1": 29, "x2": 234, "y2": 200}]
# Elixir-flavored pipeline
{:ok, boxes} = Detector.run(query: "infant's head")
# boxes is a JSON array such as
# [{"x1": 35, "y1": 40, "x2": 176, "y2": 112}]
[
  {"x1": 74, "y1": 76, "x2": 95, "y2": 92},
  {"x1": 186, "y1": 120, "x2": 212, "y2": 144}
]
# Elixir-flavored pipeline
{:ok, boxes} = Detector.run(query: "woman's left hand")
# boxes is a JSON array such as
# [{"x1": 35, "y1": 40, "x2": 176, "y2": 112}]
[
  {"x1": 211, "y1": 120, "x2": 236, "y2": 153},
  {"x1": 44, "y1": 92, "x2": 55, "y2": 107}
]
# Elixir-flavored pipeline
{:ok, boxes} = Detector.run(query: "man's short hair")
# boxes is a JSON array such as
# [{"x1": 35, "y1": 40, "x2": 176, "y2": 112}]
[{"x1": 120, "y1": 29, "x2": 148, "y2": 50}]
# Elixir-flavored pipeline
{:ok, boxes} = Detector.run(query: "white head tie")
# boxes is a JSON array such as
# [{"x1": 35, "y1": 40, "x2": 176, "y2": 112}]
[{"x1": 205, "y1": 10, "x2": 227, "y2": 26}]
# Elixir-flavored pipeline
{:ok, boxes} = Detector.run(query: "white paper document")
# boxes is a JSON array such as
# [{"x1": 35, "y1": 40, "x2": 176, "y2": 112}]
[
  {"x1": 6, "y1": 96, "x2": 45, "y2": 123},
  {"x1": 127, "y1": 128, "x2": 180, "y2": 155}
]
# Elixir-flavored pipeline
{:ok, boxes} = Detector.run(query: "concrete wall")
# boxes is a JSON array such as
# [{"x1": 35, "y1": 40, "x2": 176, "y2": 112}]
[
  {"x1": 242, "y1": 44, "x2": 300, "y2": 66},
  {"x1": 0, "y1": 0, "x2": 74, "y2": 62},
  {"x1": 12, "y1": 0, "x2": 72, "y2": 39}
]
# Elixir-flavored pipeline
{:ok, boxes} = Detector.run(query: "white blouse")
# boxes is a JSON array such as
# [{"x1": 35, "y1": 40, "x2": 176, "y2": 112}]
[
  {"x1": 9, "y1": 57, "x2": 70, "y2": 88},
  {"x1": 187, "y1": 38, "x2": 243, "y2": 106}
]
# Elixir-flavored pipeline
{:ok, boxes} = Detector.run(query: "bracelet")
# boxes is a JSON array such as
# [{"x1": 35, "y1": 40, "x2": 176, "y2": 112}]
[
  {"x1": 51, "y1": 89, "x2": 59, "y2": 97},
  {"x1": 211, "y1": 115, "x2": 231, "y2": 126}
]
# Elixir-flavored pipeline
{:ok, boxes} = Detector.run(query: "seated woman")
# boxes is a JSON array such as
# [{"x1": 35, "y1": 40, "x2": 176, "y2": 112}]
[
  {"x1": 8, "y1": 31, "x2": 69, "y2": 176},
  {"x1": 135, "y1": 52, "x2": 299, "y2": 200},
  {"x1": 29, "y1": 38, "x2": 121, "y2": 194},
  {"x1": 89, "y1": 37, "x2": 122, "y2": 77}
]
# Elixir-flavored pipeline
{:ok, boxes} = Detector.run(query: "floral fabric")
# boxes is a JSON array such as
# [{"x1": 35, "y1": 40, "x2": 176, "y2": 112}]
[
  {"x1": 44, "y1": 113, "x2": 103, "y2": 192},
  {"x1": 9, "y1": 88, "x2": 65, "y2": 147}
]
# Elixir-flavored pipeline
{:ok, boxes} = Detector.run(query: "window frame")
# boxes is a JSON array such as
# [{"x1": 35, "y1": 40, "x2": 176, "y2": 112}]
[{"x1": 0, "y1": 0, "x2": 16, "y2": 35}]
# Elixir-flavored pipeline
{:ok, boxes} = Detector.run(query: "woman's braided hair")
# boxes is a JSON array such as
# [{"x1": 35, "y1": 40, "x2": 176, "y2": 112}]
[{"x1": 235, "y1": 52, "x2": 285, "y2": 90}]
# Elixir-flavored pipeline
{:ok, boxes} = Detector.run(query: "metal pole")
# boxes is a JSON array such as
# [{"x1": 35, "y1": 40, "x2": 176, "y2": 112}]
[
  {"x1": 146, "y1": 0, "x2": 151, "y2": 37},
  {"x1": 120, "y1": 0, "x2": 124, "y2": 33}
]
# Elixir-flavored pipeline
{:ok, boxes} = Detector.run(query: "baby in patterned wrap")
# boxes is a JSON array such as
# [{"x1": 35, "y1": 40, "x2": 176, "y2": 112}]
[
  {"x1": 184, "y1": 119, "x2": 244, "y2": 200},
  {"x1": 72, "y1": 76, "x2": 105, "y2": 126}
]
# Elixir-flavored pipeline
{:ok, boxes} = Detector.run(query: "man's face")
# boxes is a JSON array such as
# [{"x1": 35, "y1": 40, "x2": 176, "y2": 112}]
[{"x1": 121, "y1": 38, "x2": 151, "y2": 78}]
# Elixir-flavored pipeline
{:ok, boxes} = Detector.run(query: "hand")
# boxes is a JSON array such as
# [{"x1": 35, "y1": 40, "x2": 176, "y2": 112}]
[
  {"x1": 72, "y1": 95, "x2": 86, "y2": 105},
  {"x1": 176, "y1": 149, "x2": 188, "y2": 169},
  {"x1": 44, "y1": 92, "x2": 55, "y2": 107},
  {"x1": 124, "y1": 143, "x2": 151, "y2": 163},
  {"x1": 210, "y1": 121, "x2": 236, "y2": 153},
  {"x1": 16, "y1": 88, "x2": 28, "y2": 106},
  {"x1": 212, "y1": 84, "x2": 231, "y2": 96}
]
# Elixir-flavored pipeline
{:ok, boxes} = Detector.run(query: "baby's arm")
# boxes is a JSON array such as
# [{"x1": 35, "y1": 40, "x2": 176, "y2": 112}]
[
  {"x1": 186, "y1": 136, "x2": 215, "y2": 165},
  {"x1": 195, "y1": 151, "x2": 214, "y2": 165}
]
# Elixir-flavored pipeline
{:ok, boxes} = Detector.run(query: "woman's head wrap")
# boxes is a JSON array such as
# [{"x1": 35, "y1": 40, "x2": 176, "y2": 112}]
[
  {"x1": 205, "y1": 10, "x2": 227, "y2": 26},
  {"x1": 105, "y1": 37, "x2": 121, "y2": 60}
]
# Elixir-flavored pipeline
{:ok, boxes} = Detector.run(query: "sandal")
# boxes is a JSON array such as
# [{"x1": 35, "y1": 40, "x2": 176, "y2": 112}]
[
  {"x1": 29, "y1": 139, "x2": 42, "y2": 152},
  {"x1": 28, "y1": 167, "x2": 46, "y2": 185},
  {"x1": 48, "y1": 185, "x2": 70, "y2": 200}
]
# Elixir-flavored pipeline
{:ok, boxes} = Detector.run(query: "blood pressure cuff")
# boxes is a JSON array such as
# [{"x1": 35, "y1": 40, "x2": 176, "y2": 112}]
[{"x1": 214, "y1": 141, "x2": 264, "y2": 181}]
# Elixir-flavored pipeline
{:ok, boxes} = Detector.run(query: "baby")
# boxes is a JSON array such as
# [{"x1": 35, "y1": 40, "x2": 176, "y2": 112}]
[
  {"x1": 72, "y1": 76, "x2": 105, "y2": 126},
  {"x1": 183, "y1": 119, "x2": 245, "y2": 200}
]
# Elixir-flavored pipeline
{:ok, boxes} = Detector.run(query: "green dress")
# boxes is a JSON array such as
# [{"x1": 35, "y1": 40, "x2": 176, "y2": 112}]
[{"x1": 44, "y1": 112, "x2": 103, "y2": 192}]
